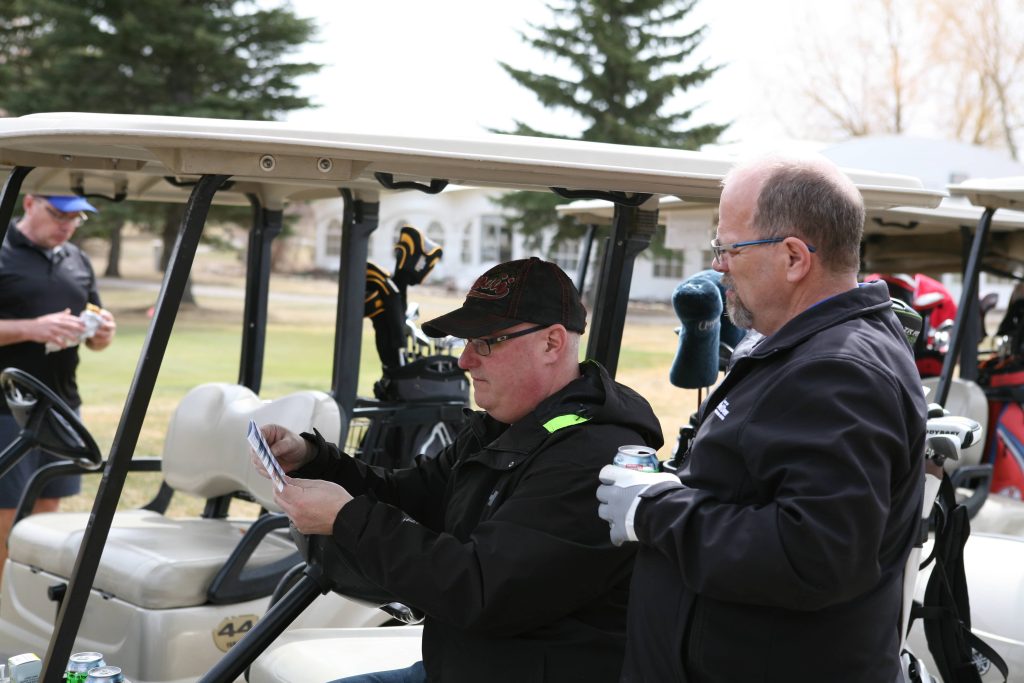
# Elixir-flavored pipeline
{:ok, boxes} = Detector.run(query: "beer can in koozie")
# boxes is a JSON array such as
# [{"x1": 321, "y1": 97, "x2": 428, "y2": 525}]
[
  {"x1": 85, "y1": 666, "x2": 125, "y2": 683},
  {"x1": 612, "y1": 445, "x2": 660, "y2": 473},
  {"x1": 66, "y1": 652, "x2": 106, "y2": 683}
]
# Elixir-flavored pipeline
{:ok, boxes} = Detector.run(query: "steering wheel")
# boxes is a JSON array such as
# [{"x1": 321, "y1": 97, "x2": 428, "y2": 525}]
[{"x1": 0, "y1": 367, "x2": 103, "y2": 472}]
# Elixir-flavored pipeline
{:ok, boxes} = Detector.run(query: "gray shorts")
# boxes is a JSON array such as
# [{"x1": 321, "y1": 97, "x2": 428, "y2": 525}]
[{"x1": 0, "y1": 412, "x2": 82, "y2": 508}]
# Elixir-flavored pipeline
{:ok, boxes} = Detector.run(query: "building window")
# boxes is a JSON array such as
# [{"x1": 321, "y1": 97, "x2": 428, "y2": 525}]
[
  {"x1": 653, "y1": 250, "x2": 685, "y2": 279},
  {"x1": 461, "y1": 223, "x2": 473, "y2": 264},
  {"x1": 700, "y1": 249, "x2": 714, "y2": 270},
  {"x1": 480, "y1": 215, "x2": 512, "y2": 262},
  {"x1": 325, "y1": 218, "x2": 343, "y2": 259},
  {"x1": 549, "y1": 238, "x2": 580, "y2": 272},
  {"x1": 426, "y1": 221, "x2": 445, "y2": 248}
]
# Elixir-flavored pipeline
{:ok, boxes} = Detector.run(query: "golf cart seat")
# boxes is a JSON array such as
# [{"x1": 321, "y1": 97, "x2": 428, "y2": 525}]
[
  {"x1": 0, "y1": 383, "x2": 346, "y2": 671},
  {"x1": 249, "y1": 626, "x2": 424, "y2": 683},
  {"x1": 10, "y1": 383, "x2": 341, "y2": 607}
]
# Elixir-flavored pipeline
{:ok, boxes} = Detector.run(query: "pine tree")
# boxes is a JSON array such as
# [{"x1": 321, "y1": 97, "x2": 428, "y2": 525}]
[
  {"x1": 0, "y1": 0, "x2": 319, "y2": 295},
  {"x1": 496, "y1": 0, "x2": 727, "y2": 244}
]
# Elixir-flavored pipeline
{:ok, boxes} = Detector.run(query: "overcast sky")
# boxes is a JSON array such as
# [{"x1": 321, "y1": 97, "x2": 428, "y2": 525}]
[{"x1": 280, "y1": 0, "x2": 813, "y2": 148}]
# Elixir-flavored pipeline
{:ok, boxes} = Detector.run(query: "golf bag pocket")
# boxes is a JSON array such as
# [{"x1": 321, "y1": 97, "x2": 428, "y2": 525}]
[{"x1": 373, "y1": 355, "x2": 469, "y2": 402}]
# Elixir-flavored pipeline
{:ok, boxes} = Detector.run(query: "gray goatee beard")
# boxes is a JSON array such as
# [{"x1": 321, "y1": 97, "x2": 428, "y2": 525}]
[{"x1": 721, "y1": 274, "x2": 755, "y2": 330}]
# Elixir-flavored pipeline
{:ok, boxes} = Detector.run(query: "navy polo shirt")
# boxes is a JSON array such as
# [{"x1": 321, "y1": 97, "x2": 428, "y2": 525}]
[{"x1": 0, "y1": 222, "x2": 101, "y2": 413}]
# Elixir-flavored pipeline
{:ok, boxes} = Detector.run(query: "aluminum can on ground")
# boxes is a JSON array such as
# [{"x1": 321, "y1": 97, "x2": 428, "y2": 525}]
[
  {"x1": 612, "y1": 445, "x2": 660, "y2": 473},
  {"x1": 66, "y1": 652, "x2": 106, "y2": 683}
]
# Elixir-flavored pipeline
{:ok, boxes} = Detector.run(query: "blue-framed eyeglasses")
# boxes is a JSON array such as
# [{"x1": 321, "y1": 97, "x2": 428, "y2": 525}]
[
  {"x1": 466, "y1": 324, "x2": 548, "y2": 357},
  {"x1": 710, "y1": 236, "x2": 816, "y2": 264}
]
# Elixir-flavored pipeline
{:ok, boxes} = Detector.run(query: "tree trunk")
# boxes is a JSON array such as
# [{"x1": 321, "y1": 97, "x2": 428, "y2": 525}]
[
  {"x1": 161, "y1": 203, "x2": 197, "y2": 306},
  {"x1": 104, "y1": 218, "x2": 124, "y2": 277}
]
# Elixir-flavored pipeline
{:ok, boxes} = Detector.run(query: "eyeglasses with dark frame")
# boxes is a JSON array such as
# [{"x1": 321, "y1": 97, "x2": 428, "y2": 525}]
[
  {"x1": 466, "y1": 324, "x2": 549, "y2": 357},
  {"x1": 40, "y1": 201, "x2": 88, "y2": 227},
  {"x1": 710, "y1": 236, "x2": 816, "y2": 264}
]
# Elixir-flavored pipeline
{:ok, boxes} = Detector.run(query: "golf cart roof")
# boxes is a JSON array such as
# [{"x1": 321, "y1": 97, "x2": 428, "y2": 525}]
[
  {"x1": 0, "y1": 112, "x2": 944, "y2": 207},
  {"x1": 864, "y1": 199, "x2": 1024, "y2": 274},
  {"x1": 559, "y1": 193, "x2": 1024, "y2": 275},
  {"x1": 560, "y1": 196, "x2": 1023, "y2": 231},
  {"x1": 949, "y1": 176, "x2": 1024, "y2": 210}
]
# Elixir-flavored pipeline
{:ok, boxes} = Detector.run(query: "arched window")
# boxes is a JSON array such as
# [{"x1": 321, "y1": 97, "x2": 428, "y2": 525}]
[
  {"x1": 480, "y1": 215, "x2": 512, "y2": 262},
  {"x1": 426, "y1": 220, "x2": 445, "y2": 248}
]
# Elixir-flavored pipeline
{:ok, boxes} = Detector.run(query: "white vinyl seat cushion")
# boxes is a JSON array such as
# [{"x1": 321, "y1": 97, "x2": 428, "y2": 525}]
[{"x1": 9, "y1": 511, "x2": 298, "y2": 609}]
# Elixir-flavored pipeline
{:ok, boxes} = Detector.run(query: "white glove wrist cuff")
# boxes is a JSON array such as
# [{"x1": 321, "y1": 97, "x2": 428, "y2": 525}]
[{"x1": 624, "y1": 494, "x2": 644, "y2": 543}]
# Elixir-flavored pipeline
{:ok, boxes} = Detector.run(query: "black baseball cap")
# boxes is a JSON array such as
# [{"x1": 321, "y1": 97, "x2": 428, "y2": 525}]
[{"x1": 422, "y1": 257, "x2": 587, "y2": 338}]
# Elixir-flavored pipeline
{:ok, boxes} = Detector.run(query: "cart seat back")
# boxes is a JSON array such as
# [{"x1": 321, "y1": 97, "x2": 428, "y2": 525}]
[{"x1": 162, "y1": 383, "x2": 342, "y2": 512}]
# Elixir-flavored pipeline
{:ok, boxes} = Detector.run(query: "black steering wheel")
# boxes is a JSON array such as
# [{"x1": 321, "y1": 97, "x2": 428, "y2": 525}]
[{"x1": 0, "y1": 368, "x2": 103, "y2": 474}]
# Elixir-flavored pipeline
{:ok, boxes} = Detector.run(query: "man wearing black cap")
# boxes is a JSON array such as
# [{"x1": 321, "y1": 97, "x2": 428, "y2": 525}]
[
  {"x1": 258, "y1": 257, "x2": 663, "y2": 683},
  {"x1": 0, "y1": 194, "x2": 117, "y2": 578}
]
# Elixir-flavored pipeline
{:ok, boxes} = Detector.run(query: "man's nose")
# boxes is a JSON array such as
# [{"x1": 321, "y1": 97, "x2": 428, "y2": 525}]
[
  {"x1": 458, "y1": 345, "x2": 477, "y2": 370},
  {"x1": 712, "y1": 256, "x2": 727, "y2": 273}
]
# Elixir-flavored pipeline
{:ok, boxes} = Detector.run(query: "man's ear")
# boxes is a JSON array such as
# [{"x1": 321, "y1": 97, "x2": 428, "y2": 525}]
[
  {"x1": 783, "y1": 237, "x2": 813, "y2": 283},
  {"x1": 543, "y1": 324, "x2": 568, "y2": 355}
]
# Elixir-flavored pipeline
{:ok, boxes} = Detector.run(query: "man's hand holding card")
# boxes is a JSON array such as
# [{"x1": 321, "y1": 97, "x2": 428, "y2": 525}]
[{"x1": 247, "y1": 418, "x2": 287, "y2": 492}]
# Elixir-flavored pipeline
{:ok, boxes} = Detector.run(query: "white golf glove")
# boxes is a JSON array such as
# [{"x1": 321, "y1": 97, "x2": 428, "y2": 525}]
[{"x1": 596, "y1": 464, "x2": 682, "y2": 546}]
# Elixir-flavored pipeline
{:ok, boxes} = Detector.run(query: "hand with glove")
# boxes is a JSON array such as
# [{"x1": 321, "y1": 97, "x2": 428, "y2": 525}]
[{"x1": 596, "y1": 464, "x2": 682, "y2": 546}]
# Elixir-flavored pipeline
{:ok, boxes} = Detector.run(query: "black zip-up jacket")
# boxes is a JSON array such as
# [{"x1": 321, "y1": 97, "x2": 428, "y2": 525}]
[
  {"x1": 297, "y1": 360, "x2": 663, "y2": 682},
  {"x1": 623, "y1": 281, "x2": 926, "y2": 682}
]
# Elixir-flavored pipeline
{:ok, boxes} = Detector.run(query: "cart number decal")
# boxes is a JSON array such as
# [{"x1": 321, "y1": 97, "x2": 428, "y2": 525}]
[{"x1": 213, "y1": 614, "x2": 259, "y2": 652}]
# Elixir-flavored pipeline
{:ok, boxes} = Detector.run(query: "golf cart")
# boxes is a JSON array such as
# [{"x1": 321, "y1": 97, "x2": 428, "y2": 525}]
[
  {"x1": 0, "y1": 113, "x2": 942, "y2": 683},
  {"x1": 883, "y1": 177, "x2": 1024, "y2": 681}
]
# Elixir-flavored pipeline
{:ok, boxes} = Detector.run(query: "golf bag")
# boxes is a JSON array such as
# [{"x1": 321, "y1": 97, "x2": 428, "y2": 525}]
[
  {"x1": 354, "y1": 225, "x2": 469, "y2": 469},
  {"x1": 865, "y1": 273, "x2": 958, "y2": 378},
  {"x1": 978, "y1": 300, "x2": 1024, "y2": 500},
  {"x1": 911, "y1": 474, "x2": 1009, "y2": 682}
]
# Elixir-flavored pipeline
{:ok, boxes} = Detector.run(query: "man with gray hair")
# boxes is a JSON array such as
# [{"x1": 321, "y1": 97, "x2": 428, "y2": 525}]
[{"x1": 598, "y1": 155, "x2": 926, "y2": 681}]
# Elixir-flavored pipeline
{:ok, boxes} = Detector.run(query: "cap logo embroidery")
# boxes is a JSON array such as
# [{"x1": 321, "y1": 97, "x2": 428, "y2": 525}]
[{"x1": 468, "y1": 273, "x2": 516, "y2": 300}]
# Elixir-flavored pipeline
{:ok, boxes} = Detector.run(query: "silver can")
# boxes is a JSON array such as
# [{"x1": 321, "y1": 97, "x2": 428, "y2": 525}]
[
  {"x1": 66, "y1": 652, "x2": 106, "y2": 683},
  {"x1": 612, "y1": 445, "x2": 660, "y2": 473},
  {"x1": 85, "y1": 666, "x2": 126, "y2": 683}
]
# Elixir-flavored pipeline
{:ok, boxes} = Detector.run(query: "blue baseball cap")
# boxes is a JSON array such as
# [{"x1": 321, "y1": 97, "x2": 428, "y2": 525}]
[{"x1": 43, "y1": 195, "x2": 98, "y2": 213}]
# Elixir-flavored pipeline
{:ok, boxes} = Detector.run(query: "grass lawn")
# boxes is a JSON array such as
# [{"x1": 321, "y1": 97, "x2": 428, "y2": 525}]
[{"x1": 59, "y1": 241, "x2": 699, "y2": 518}]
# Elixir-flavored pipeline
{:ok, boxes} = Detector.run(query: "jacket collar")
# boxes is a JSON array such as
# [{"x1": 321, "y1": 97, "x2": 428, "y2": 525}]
[
  {"x1": 746, "y1": 281, "x2": 893, "y2": 360},
  {"x1": 465, "y1": 362, "x2": 607, "y2": 467}
]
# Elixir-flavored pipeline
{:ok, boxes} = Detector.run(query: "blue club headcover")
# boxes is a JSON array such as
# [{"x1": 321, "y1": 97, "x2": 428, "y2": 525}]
[
  {"x1": 670, "y1": 275, "x2": 723, "y2": 388},
  {"x1": 688, "y1": 268, "x2": 746, "y2": 349}
]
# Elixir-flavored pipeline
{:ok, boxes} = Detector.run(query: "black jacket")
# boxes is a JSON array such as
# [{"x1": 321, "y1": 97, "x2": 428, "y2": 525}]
[
  {"x1": 298, "y1": 361, "x2": 663, "y2": 682},
  {"x1": 624, "y1": 281, "x2": 926, "y2": 682}
]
